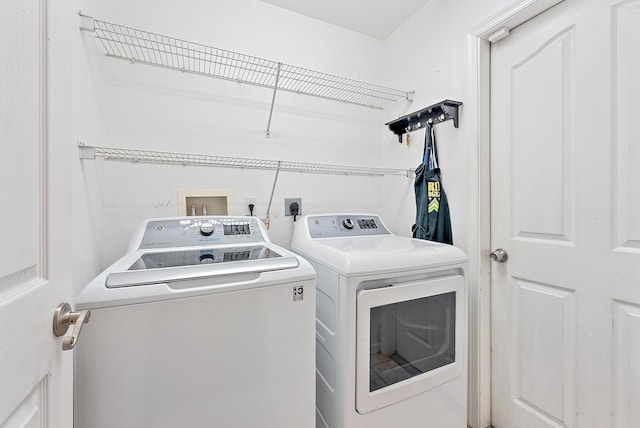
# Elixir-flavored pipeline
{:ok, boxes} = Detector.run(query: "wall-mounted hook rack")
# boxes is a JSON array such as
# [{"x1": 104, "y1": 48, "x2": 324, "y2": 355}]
[{"x1": 385, "y1": 99, "x2": 462, "y2": 143}]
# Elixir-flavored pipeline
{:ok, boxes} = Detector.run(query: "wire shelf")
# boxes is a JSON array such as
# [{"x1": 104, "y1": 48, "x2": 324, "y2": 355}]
[
  {"x1": 79, "y1": 145, "x2": 413, "y2": 177},
  {"x1": 81, "y1": 15, "x2": 412, "y2": 110}
]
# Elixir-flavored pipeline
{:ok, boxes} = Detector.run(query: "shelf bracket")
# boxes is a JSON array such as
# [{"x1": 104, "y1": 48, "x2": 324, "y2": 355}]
[
  {"x1": 265, "y1": 63, "x2": 282, "y2": 138},
  {"x1": 385, "y1": 99, "x2": 463, "y2": 143},
  {"x1": 78, "y1": 12, "x2": 95, "y2": 32},
  {"x1": 78, "y1": 143, "x2": 96, "y2": 160}
]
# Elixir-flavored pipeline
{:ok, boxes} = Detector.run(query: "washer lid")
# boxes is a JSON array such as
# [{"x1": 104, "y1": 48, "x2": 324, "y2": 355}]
[
  {"x1": 105, "y1": 244, "x2": 299, "y2": 288},
  {"x1": 295, "y1": 234, "x2": 466, "y2": 276}
]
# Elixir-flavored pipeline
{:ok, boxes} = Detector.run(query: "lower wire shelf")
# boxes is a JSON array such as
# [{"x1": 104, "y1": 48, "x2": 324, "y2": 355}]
[{"x1": 78, "y1": 144, "x2": 413, "y2": 177}]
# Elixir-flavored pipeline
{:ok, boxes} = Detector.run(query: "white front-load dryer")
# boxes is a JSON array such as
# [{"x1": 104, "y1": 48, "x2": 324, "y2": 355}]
[
  {"x1": 291, "y1": 213, "x2": 468, "y2": 428},
  {"x1": 74, "y1": 216, "x2": 316, "y2": 428}
]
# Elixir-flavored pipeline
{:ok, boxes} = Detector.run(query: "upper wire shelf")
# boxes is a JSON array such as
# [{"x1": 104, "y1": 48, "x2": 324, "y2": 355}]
[
  {"x1": 79, "y1": 14, "x2": 413, "y2": 110},
  {"x1": 78, "y1": 144, "x2": 413, "y2": 177}
]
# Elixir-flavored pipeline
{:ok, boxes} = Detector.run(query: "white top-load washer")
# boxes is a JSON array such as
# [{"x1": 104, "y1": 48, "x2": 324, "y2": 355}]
[
  {"x1": 75, "y1": 216, "x2": 315, "y2": 428},
  {"x1": 291, "y1": 213, "x2": 468, "y2": 428}
]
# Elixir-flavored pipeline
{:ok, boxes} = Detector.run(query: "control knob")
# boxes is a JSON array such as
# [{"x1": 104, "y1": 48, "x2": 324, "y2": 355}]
[
  {"x1": 199, "y1": 254, "x2": 214, "y2": 263},
  {"x1": 342, "y1": 218, "x2": 354, "y2": 229},
  {"x1": 200, "y1": 222, "x2": 215, "y2": 236}
]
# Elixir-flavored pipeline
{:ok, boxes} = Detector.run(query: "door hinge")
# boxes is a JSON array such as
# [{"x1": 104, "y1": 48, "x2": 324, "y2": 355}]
[{"x1": 488, "y1": 27, "x2": 510, "y2": 43}]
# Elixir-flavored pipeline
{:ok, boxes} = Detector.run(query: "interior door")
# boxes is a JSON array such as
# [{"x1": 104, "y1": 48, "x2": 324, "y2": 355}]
[
  {"x1": 490, "y1": 0, "x2": 640, "y2": 426},
  {"x1": 0, "y1": 0, "x2": 73, "y2": 426}
]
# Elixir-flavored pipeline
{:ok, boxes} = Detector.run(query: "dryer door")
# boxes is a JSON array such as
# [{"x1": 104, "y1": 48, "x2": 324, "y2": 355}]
[{"x1": 355, "y1": 275, "x2": 465, "y2": 414}]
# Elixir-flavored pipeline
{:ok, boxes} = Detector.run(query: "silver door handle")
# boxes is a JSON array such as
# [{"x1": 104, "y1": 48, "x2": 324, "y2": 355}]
[
  {"x1": 490, "y1": 248, "x2": 509, "y2": 263},
  {"x1": 53, "y1": 302, "x2": 91, "y2": 351}
]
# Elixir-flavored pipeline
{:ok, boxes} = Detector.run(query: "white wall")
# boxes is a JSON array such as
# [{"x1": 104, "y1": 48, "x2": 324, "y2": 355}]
[
  {"x1": 72, "y1": 0, "x2": 107, "y2": 292},
  {"x1": 72, "y1": 0, "x2": 416, "y2": 292},
  {"x1": 71, "y1": 0, "x2": 524, "y2": 292},
  {"x1": 380, "y1": 2, "x2": 527, "y2": 426},
  {"x1": 380, "y1": 0, "x2": 517, "y2": 251}
]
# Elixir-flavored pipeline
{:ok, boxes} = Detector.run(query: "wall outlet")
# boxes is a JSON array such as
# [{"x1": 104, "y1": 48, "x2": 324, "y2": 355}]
[
  {"x1": 285, "y1": 198, "x2": 302, "y2": 216},
  {"x1": 244, "y1": 197, "x2": 257, "y2": 216}
]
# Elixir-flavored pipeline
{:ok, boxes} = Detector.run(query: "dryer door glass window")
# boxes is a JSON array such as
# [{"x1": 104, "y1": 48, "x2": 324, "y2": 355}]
[
  {"x1": 369, "y1": 292, "x2": 456, "y2": 392},
  {"x1": 356, "y1": 275, "x2": 464, "y2": 414}
]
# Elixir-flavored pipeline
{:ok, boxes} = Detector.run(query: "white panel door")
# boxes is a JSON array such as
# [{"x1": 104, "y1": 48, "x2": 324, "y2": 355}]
[
  {"x1": 0, "y1": 0, "x2": 73, "y2": 427},
  {"x1": 490, "y1": 0, "x2": 640, "y2": 427}
]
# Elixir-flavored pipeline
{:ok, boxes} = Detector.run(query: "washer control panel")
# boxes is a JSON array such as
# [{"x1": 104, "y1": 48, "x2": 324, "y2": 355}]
[
  {"x1": 138, "y1": 217, "x2": 266, "y2": 249},
  {"x1": 307, "y1": 214, "x2": 391, "y2": 238}
]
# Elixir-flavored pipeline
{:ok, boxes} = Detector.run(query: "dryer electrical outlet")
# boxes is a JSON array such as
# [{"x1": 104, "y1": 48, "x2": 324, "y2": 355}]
[{"x1": 285, "y1": 198, "x2": 302, "y2": 216}]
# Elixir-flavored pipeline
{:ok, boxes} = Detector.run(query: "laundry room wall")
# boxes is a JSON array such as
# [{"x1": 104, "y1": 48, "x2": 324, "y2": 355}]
[
  {"x1": 378, "y1": 2, "x2": 525, "y2": 426},
  {"x1": 71, "y1": 0, "x2": 417, "y2": 291},
  {"x1": 71, "y1": 0, "x2": 525, "y2": 293},
  {"x1": 379, "y1": 0, "x2": 517, "y2": 252}
]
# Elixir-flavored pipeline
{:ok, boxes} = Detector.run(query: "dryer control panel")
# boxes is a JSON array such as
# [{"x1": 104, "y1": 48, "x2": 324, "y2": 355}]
[
  {"x1": 306, "y1": 214, "x2": 391, "y2": 238},
  {"x1": 138, "y1": 217, "x2": 267, "y2": 249}
]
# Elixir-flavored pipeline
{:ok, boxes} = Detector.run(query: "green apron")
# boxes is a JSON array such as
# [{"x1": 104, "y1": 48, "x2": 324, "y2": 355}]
[{"x1": 411, "y1": 124, "x2": 453, "y2": 245}]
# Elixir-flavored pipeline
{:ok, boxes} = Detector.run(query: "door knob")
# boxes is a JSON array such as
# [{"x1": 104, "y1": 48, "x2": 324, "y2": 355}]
[
  {"x1": 53, "y1": 302, "x2": 91, "y2": 351},
  {"x1": 490, "y1": 248, "x2": 509, "y2": 263}
]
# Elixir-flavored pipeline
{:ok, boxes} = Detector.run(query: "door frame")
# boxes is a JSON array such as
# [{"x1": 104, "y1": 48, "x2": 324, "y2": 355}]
[{"x1": 464, "y1": 1, "x2": 564, "y2": 426}]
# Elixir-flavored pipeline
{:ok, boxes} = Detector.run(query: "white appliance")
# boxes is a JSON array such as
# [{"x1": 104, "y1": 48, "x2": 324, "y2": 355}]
[
  {"x1": 74, "y1": 216, "x2": 316, "y2": 428},
  {"x1": 291, "y1": 214, "x2": 468, "y2": 428}
]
